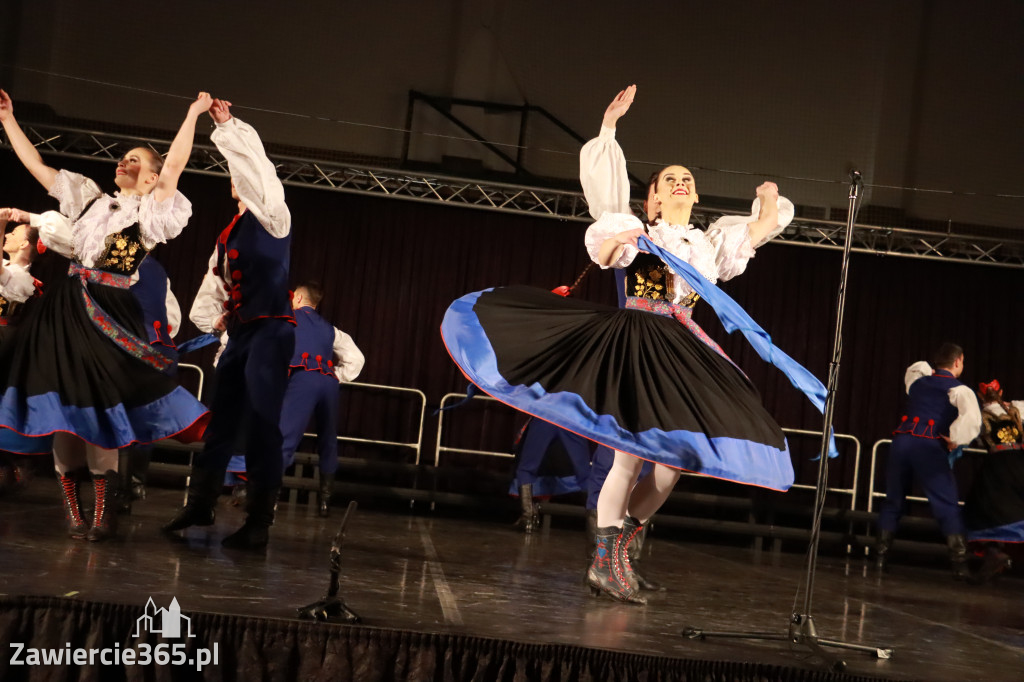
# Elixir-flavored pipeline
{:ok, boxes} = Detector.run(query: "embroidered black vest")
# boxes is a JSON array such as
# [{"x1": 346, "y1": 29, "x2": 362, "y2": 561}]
[
  {"x1": 98, "y1": 223, "x2": 149, "y2": 277},
  {"x1": 982, "y1": 406, "x2": 1023, "y2": 451},
  {"x1": 625, "y1": 251, "x2": 701, "y2": 308}
]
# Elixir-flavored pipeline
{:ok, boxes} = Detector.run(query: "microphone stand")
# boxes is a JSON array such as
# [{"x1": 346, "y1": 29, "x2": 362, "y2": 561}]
[
  {"x1": 682, "y1": 171, "x2": 894, "y2": 672},
  {"x1": 297, "y1": 500, "x2": 361, "y2": 624}
]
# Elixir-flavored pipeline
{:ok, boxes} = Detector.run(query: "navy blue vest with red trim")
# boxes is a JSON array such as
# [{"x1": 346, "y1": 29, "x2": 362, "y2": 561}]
[
  {"x1": 289, "y1": 306, "x2": 337, "y2": 380},
  {"x1": 893, "y1": 369, "x2": 961, "y2": 439},
  {"x1": 216, "y1": 210, "x2": 294, "y2": 326},
  {"x1": 131, "y1": 256, "x2": 175, "y2": 348}
]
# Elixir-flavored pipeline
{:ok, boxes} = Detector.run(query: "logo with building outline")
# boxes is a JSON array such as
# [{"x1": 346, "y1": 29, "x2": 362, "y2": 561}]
[{"x1": 132, "y1": 598, "x2": 195, "y2": 638}]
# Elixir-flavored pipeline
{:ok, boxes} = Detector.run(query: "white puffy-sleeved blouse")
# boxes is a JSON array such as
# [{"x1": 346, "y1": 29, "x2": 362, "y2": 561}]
[
  {"x1": 579, "y1": 124, "x2": 795, "y2": 246},
  {"x1": 585, "y1": 213, "x2": 758, "y2": 304},
  {"x1": 42, "y1": 170, "x2": 192, "y2": 267}
]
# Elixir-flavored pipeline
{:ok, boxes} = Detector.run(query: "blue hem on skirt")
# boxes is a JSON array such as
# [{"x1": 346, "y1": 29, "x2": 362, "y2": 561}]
[
  {"x1": 968, "y1": 519, "x2": 1024, "y2": 543},
  {"x1": 442, "y1": 290, "x2": 795, "y2": 492},
  {"x1": 0, "y1": 385, "x2": 208, "y2": 453}
]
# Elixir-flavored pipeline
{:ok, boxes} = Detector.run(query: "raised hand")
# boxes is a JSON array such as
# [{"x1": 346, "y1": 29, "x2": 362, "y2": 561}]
[
  {"x1": 602, "y1": 84, "x2": 637, "y2": 129},
  {"x1": 209, "y1": 98, "x2": 233, "y2": 124},
  {"x1": 6, "y1": 208, "x2": 31, "y2": 223},
  {"x1": 0, "y1": 89, "x2": 13, "y2": 122},
  {"x1": 755, "y1": 181, "x2": 779, "y2": 202},
  {"x1": 189, "y1": 92, "x2": 214, "y2": 117}
]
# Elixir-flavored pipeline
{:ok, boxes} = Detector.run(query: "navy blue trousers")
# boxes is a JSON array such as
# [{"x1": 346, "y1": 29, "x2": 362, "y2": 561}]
[
  {"x1": 190, "y1": 318, "x2": 294, "y2": 501},
  {"x1": 878, "y1": 435, "x2": 965, "y2": 536},
  {"x1": 280, "y1": 370, "x2": 340, "y2": 474},
  {"x1": 225, "y1": 370, "x2": 341, "y2": 478},
  {"x1": 513, "y1": 419, "x2": 592, "y2": 496}
]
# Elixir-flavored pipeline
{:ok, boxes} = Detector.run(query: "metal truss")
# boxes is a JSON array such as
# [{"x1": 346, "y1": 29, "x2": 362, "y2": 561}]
[{"x1": 4, "y1": 121, "x2": 1022, "y2": 269}]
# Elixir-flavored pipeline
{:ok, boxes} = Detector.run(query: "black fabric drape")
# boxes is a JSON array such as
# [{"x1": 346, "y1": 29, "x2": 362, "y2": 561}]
[
  {"x1": 0, "y1": 596, "x2": 900, "y2": 682},
  {"x1": 3, "y1": 153, "x2": 1022, "y2": 502}
]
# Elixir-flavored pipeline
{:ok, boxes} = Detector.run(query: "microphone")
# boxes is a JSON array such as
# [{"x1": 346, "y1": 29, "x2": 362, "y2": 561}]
[{"x1": 849, "y1": 169, "x2": 862, "y2": 185}]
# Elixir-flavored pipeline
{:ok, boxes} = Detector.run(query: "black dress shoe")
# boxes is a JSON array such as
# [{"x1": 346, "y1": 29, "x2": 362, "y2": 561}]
[{"x1": 162, "y1": 503, "x2": 215, "y2": 533}]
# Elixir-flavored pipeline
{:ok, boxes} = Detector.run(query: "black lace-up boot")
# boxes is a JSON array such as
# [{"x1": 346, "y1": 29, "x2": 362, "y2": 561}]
[
  {"x1": 586, "y1": 526, "x2": 646, "y2": 605},
  {"x1": 58, "y1": 471, "x2": 90, "y2": 539},
  {"x1": 621, "y1": 516, "x2": 663, "y2": 591}
]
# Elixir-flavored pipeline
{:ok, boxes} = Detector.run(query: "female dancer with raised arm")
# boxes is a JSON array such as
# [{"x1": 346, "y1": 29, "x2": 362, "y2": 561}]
[
  {"x1": 578, "y1": 85, "x2": 794, "y2": 591},
  {"x1": 0, "y1": 89, "x2": 211, "y2": 541},
  {"x1": 442, "y1": 85, "x2": 815, "y2": 604}
]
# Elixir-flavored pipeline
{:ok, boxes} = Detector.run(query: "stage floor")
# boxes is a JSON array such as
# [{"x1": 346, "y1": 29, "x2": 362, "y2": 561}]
[{"x1": 1, "y1": 480, "x2": 1022, "y2": 681}]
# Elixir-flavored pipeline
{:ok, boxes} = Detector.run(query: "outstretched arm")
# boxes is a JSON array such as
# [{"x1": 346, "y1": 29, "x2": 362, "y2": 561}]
[
  {"x1": 0, "y1": 90, "x2": 59, "y2": 190},
  {"x1": 209, "y1": 99, "x2": 290, "y2": 237},
  {"x1": 581, "y1": 85, "x2": 637, "y2": 220},
  {"x1": 154, "y1": 92, "x2": 213, "y2": 203},
  {"x1": 746, "y1": 182, "x2": 780, "y2": 246}
]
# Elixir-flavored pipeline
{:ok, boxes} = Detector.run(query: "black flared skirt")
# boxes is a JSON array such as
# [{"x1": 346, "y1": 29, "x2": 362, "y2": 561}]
[
  {"x1": 442, "y1": 286, "x2": 794, "y2": 490},
  {"x1": 965, "y1": 448, "x2": 1024, "y2": 543},
  {"x1": 0, "y1": 269, "x2": 207, "y2": 453}
]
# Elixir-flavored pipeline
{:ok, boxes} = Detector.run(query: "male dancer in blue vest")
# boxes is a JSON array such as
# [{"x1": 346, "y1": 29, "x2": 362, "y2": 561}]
[
  {"x1": 163, "y1": 99, "x2": 295, "y2": 549},
  {"x1": 875, "y1": 343, "x2": 982, "y2": 579},
  {"x1": 223, "y1": 281, "x2": 364, "y2": 516}
]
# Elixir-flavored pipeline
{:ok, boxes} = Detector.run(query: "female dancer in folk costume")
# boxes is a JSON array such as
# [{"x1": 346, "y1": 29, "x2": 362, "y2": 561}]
[
  {"x1": 963, "y1": 380, "x2": 1024, "y2": 581},
  {"x1": 578, "y1": 85, "x2": 796, "y2": 592},
  {"x1": 442, "y1": 85, "x2": 824, "y2": 604},
  {"x1": 0, "y1": 89, "x2": 211, "y2": 541},
  {"x1": 0, "y1": 206, "x2": 47, "y2": 493}
]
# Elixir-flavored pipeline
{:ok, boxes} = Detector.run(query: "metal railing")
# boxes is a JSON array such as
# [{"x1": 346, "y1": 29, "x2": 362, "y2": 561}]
[
  {"x1": 177, "y1": 363, "x2": 205, "y2": 402},
  {"x1": 866, "y1": 438, "x2": 985, "y2": 513},
  {"x1": 781, "y1": 428, "x2": 861, "y2": 510},
  {"x1": 434, "y1": 393, "x2": 515, "y2": 467},
  {"x1": 435, "y1": 394, "x2": 860, "y2": 511},
  {"x1": 306, "y1": 381, "x2": 428, "y2": 465}
]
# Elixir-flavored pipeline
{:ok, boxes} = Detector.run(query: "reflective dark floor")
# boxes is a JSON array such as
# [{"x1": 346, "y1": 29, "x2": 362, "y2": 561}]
[{"x1": 1, "y1": 480, "x2": 1022, "y2": 681}]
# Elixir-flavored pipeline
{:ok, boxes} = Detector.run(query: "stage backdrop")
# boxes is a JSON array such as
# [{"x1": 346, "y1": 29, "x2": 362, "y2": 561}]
[{"x1": 3, "y1": 153, "x2": 1022, "y2": 507}]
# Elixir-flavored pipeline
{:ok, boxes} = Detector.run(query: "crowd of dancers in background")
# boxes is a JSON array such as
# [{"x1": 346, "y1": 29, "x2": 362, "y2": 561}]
[
  {"x1": 0, "y1": 84, "x2": 1020, "y2": 602},
  {"x1": 0, "y1": 90, "x2": 363, "y2": 549}
]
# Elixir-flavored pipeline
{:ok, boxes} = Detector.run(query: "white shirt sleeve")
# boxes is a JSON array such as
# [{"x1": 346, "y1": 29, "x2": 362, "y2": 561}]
[
  {"x1": 1011, "y1": 400, "x2": 1024, "y2": 416},
  {"x1": 904, "y1": 361, "x2": 933, "y2": 393},
  {"x1": 580, "y1": 125, "x2": 633, "y2": 220},
  {"x1": 948, "y1": 385, "x2": 983, "y2": 446},
  {"x1": 0, "y1": 259, "x2": 36, "y2": 302},
  {"x1": 166, "y1": 286, "x2": 181, "y2": 338},
  {"x1": 189, "y1": 250, "x2": 229, "y2": 334},
  {"x1": 137, "y1": 190, "x2": 193, "y2": 249},
  {"x1": 47, "y1": 170, "x2": 103, "y2": 222},
  {"x1": 333, "y1": 329, "x2": 365, "y2": 382},
  {"x1": 705, "y1": 220, "x2": 756, "y2": 282},
  {"x1": 30, "y1": 209, "x2": 75, "y2": 258},
  {"x1": 585, "y1": 212, "x2": 644, "y2": 269},
  {"x1": 210, "y1": 117, "x2": 290, "y2": 238}
]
